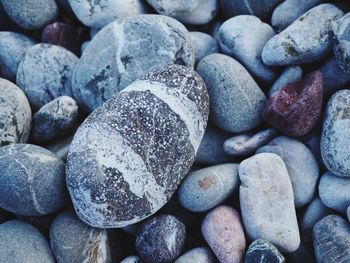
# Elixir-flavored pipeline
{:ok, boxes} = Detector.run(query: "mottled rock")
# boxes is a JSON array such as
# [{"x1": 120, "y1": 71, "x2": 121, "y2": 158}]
[
  {"x1": 175, "y1": 247, "x2": 217, "y2": 263},
  {"x1": 121, "y1": 256, "x2": 143, "y2": 263},
  {"x1": 244, "y1": 239, "x2": 285, "y2": 263},
  {"x1": 190, "y1": 32, "x2": 218, "y2": 64},
  {"x1": 269, "y1": 66, "x2": 303, "y2": 97}
]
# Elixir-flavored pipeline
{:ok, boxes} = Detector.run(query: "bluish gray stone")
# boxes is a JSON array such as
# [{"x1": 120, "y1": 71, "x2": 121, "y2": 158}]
[
  {"x1": 269, "y1": 66, "x2": 303, "y2": 97},
  {"x1": 190, "y1": 31, "x2": 218, "y2": 64},
  {"x1": 174, "y1": 247, "x2": 217, "y2": 263},
  {"x1": 244, "y1": 239, "x2": 285, "y2": 263},
  {"x1": 121, "y1": 256, "x2": 143, "y2": 263},
  {"x1": 81, "y1": 41, "x2": 90, "y2": 54}
]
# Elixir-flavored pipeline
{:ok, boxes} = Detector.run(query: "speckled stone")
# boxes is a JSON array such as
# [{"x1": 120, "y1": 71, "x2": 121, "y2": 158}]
[
  {"x1": 0, "y1": 0, "x2": 58, "y2": 30},
  {"x1": 0, "y1": 144, "x2": 68, "y2": 216},
  {"x1": 16, "y1": 43, "x2": 78, "y2": 111},
  {"x1": 244, "y1": 239, "x2": 285, "y2": 263},
  {"x1": 197, "y1": 53, "x2": 266, "y2": 133},
  {"x1": 269, "y1": 66, "x2": 303, "y2": 97},
  {"x1": 313, "y1": 215, "x2": 350, "y2": 263},
  {"x1": 262, "y1": 4, "x2": 344, "y2": 65},
  {"x1": 202, "y1": 205, "x2": 246, "y2": 263},
  {"x1": 218, "y1": 15, "x2": 277, "y2": 83},
  {"x1": 121, "y1": 256, "x2": 143, "y2": 263},
  {"x1": 72, "y1": 15, "x2": 194, "y2": 112},
  {"x1": 190, "y1": 32, "x2": 218, "y2": 64},
  {"x1": 0, "y1": 78, "x2": 31, "y2": 146},
  {"x1": 174, "y1": 247, "x2": 217, "y2": 263},
  {"x1": 321, "y1": 89, "x2": 350, "y2": 177},
  {"x1": 239, "y1": 153, "x2": 300, "y2": 253},
  {"x1": 135, "y1": 215, "x2": 186, "y2": 263},
  {"x1": 67, "y1": 65, "x2": 209, "y2": 228},
  {"x1": 0, "y1": 220, "x2": 55, "y2": 263},
  {"x1": 178, "y1": 163, "x2": 239, "y2": 212}
]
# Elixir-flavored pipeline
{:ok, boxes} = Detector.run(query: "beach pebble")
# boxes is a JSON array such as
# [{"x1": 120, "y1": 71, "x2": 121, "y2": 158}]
[
  {"x1": 16, "y1": 43, "x2": 78, "y2": 111},
  {"x1": 197, "y1": 53, "x2": 266, "y2": 133},
  {"x1": 239, "y1": 153, "x2": 300, "y2": 252},
  {"x1": 135, "y1": 215, "x2": 186, "y2": 263},
  {"x1": 262, "y1": 4, "x2": 344, "y2": 65},
  {"x1": 202, "y1": 206, "x2": 246, "y2": 263},
  {"x1": 218, "y1": 15, "x2": 277, "y2": 83},
  {"x1": 174, "y1": 247, "x2": 217, "y2": 263},
  {"x1": 0, "y1": 220, "x2": 55, "y2": 263},
  {"x1": 0, "y1": 78, "x2": 31, "y2": 146},
  {"x1": 269, "y1": 66, "x2": 303, "y2": 96},
  {"x1": 190, "y1": 32, "x2": 218, "y2": 64},
  {"x1": 262, "y1": 71, "x2": 323, "y2": 137},
  {"x1": 178, "y1": 163, "x2": 239, "y2": 212},
  {"x1": 244, "y1": 239, "x2": 285, "y2": 263},
  {"x1": 72, "y1": 15, "x2": 194, "y2": 112},
  {"x1": 321, "y1": 89, "x2": 350, "y2": 177},
  {"x1": 0, "y1": 144, "x2": 67, "y2": 216}
]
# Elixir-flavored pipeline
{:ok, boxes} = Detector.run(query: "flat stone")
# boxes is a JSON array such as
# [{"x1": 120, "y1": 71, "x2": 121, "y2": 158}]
[
  {"x1": 269, "y1": 66, "x2": 303, "y2": 97},
  {"x1": 190, "y1": 32, "x2": 218, "y2": 64},
  {"x1": 244, "y1": 239, "x2": 285, "y2": 263},
  {"x1": 174, "y1": 247, "x2": 217, "y2": 263}
]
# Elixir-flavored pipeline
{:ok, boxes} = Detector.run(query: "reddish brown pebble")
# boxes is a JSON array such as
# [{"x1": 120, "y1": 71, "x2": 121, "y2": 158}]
[
  {"x1": 262, "y1": 71, "x2": 323, "y2": 137},
  {"x1": 202, "y1": 205, "x2": 246, "y2": 263}
]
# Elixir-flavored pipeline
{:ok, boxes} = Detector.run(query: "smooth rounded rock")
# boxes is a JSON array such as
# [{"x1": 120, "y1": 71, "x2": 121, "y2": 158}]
[
  {"x1": 190, "y1": 32, "x2": 218, "y2": 64},
  {"x1": 269, "y1": 66, "x2": 303, "y2": 97},
  {"x1": 121, "y1": 256, "x2": 143, "y2": 263},
  {"x1": 244, "y1": 239, "x2": 285, "y2": 263},
  {"x1": 174, "y1": 247, "x2": 217, "y2": 263}
]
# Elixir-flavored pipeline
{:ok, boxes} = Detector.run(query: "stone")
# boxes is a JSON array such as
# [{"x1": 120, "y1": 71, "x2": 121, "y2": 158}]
[
  {"x1": 81, "y1": 41, "x2": 90, "y2": 54},
  {"x1": 121, "y1": 256, "x2": 143, "y2": 263},
  {"x1": 347, "y1": 206, "x2": 350, "y2": 222},
  {"x1": 218, "y1": 15, "x2": 277, "y2": 83},
  {"x1": 32, "y1": 96, "x2": 78, "y2": 143},
  {"x1": 244, "y1": 239, "x2": 285, "y2": 263},
  {"x1": 0, "y1": 32, "x2": 35, "y2": 81},
  {"x1": 262, "y1": 71, "x2": 323, "y2": 137},
  {"x1": 174, "y1": 247, "x2": 217, "y2": 263},
  {"x1": 135, "y1": 215, "x2": 186, "y2": 263},
  {"x1": 256, "y1": 136, "x2": 319, "y2": 208},
  {"x1": 239, "y1": 153, "x2": 300, "y2": 252},
  {"x1": 72, "y1": 15, "x2": 194, "y2": 112},
  {"x1": 201, "y1": 205, "x2": 246, "y2": 263},
  {"x1": 16, "y1": 43, "x2": 78, "y2": 111},
  {"x1": 197, "y1": 53, "x2": 266, "y2": 133},
  {"x1": 0, "y1": 0, "x2": 58, "y2": 30},
  {"x1": 269, "y1": 66, "x2": 303, "y2": 97},
  {"x1": 0, "y1": 78, "x2": 31, "y2": 146},
  {"x1": 300, "y1": 131, "x2": 324, "y2": 167},
  {"x1": 190, "y1": 32, "x2": 218, "y2": 64},
  {"x1": 44, "y1": 132, "x2": 75, "y2": 161},
  {"x1": 178, "y1": 163, "x2": 239, "y2": 212},
  {"x1": 0, "y1": 144, "x2": 68, "y2": 216},
  {"x1": 262, "y1": 4, "x2": 344, "y2": 65},
  {"x1": 313, "y1": 215, "x2": 350, "y2": 263},
  {"x1": 66, "y1": 65, "x2": 209, "y2": 228},
  {"x1": 0, "y1": 220, "x2": 55, "y2": 263},
  {"x1": 321, "y1": 89, "x2": 350, "y2": 177}
]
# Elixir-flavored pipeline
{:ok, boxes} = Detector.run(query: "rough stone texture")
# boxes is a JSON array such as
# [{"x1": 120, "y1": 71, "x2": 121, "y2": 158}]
[
  {"x1": 244, "y1": 239, "x2": 285, "y2": 263},
  {"x1": 202, "y1": 205, "x2": 246, "y2": 263},
  {"x1": 121, "y1": 256, "x2": 144, "y2": 263},
  {"x1": 190, "y1": 32, "x2": 218, "y2": 64},
  {"x1": 0, "y1": 220, "x2": 55, "y2": 263},
  {"x1": 135, "y1": 215, "x2": 186, "y2": 263},
  {"x1": 0, "y1": 78, "x2": 31, "y2": 146},
  {"x1": 72, "y1": 15, "x2": 195, "y2": 112},
  {"x1": 67, "y1": 65, "x2": 209, "y2": 228},
  {"x1": 313, "y1": 215, "x2": 350, "y2": 263},
  {"x1": 178, "y1": 163, "x2": 239, "y2": 212},
  {"x1": 262, "y1": 4, "x2": 344, "y2": 65},
  {"x1": 269, "y1": 66, "x2": 303, "y2": 97},
  {"x1": 197, "y1": 53, "x2": 266, "y2": 133},
  {"x1": 174, "y1": 247, "x2": 217, "y2": 263},
  {"x1": 262, "y1": 71, "x2": 323, "y2": 137},
  {"x1": 321, "y1": 89, "x2": 350, "y2": 177},
  {"x1": 218, "y1": 15, "x2": 277, "y2": 83},
  {"x1": 0, "y1": 144, "x2": 68, "y2": 216},
  {"x1": 16, "y1": 43, "x2": 78, "y2": 111},
  {"x1": 239, "y1": 153, "x2": 300, "y2": 253},
  {"x1": 332, "y1": 13, "x2": 350, "y2": 73}
]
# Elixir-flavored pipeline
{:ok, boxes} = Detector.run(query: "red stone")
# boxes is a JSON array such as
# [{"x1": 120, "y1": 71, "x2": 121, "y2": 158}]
[{"x1": 262, "y1": 71, "x2": 323, "y2": 137}]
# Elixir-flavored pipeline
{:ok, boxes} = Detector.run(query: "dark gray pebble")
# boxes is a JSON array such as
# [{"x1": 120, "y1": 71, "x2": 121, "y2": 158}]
[{"x1": 244, "y1": 239, "x2": 285, "y2": 263}]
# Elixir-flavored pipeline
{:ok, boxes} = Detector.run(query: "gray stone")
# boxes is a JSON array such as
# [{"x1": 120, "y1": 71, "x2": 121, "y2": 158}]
[
  {"x1": 332, "y1": 13, "x2": 350, "y2": 74},
  {"x1": 218, "y1": 15, "x2": 277, "y2": 83},
  {"x1": 121, "y1": 256, "x2": 143, "y2": 263},
  {"x1": 262, "y1": 4, "x2": 344, "y2": 65},
  {"x1": 16, "y1": 43, "x2": 78, "y2": 111},
  {"x1": 347, "y1": 206, "x2": 350, "y2": 222},
  {"x1": 174, "y1": 247, "x2": 217, "y2": 263},
  {"x1": 269, "y1": 66, "x2": 303, "y2": 96},
  {"x1": 239, "y1": 153, "x2": 300, "y2": 253},
  {"x1": 190, "y1": 31, "x2": 218, "y2": 64},
  {"x1": 321, "y1": 89, "x2": 350, "y2": 177},
  {"x1": 244, "y1": 239, "x2": 285, "y2": 263},
  {"x1": 197, "y1": 53, "x2": 266, "y2": 133},
  {"x1": 72, "y1": 15, "x2": 194, "y2": 112}
]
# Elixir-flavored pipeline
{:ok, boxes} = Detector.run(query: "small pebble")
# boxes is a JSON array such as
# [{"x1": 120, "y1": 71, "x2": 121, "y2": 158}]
[
  {"x1": 244, "y1": 239, "x2": 285, "y2": 263},
  {"x1": 174, "y1": 247, "x2": 217, "y2": 263},
  {"x1": 269, "y1": 66, "x2": 303, "y2": 97},
  {"x1": 121, "y1": 256, "x2": 144, "y2": 263},
  {"x1": 190, "y1": 32, "x2": 218, "y2": 64}
]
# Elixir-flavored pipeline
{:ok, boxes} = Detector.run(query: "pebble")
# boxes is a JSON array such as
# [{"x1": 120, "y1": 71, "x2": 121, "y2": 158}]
[
  {"x1": 262, "y1": 71, "x2": 323, "y2": 137},
  {"x1": 72, "y1": 15, "x2": 195, "y2": 112},
  {"x1": 121, "y1": 256, "x2": 143, "y2": 263},
  {"x1": 178, "y1": 163, "x2": 239, "y2": 212},
  {"x1": 81, "y1": 41, "x2": 90, "y2": 54},
  {"x1": 218, "y1": 15, "x2": 277, "y2": 83},
  {"x1": 319, "y1": 171, "x2": 350, "y2": 213},
  {"x1": 224, "y1": 128, "x2": 278, "y2": 157},
  {"x1": 301, "y1": 131, "x2": 324, "y2": 167},
  {"x1": 32, "y1": 96, "x2": 78, "y2": 143},
  {"x1": 174, "y1": 247, "x2": 217, "y2": 263},
  {"x1": 262, "y1": 4, "x2": 344, "y2": 65},
  {"x1": 0, "y1": 220, "x2": 55, "y2": 263},
  {"x1": 16, "y1": 43, "x2": 78, "y2": 111},
  {"x1": 0, "y1": 32, "x2": 35, "y2": 81},
  {"x1": 244, "y1": 239, "x2": 285, "y2": 263},
  {"x1": 347, "y1": 206, "x2": 350, "y2": 222},
  {"x1": 190, "y1": 32, "x2": 218, "y2": 64},
  {"x1": 67, "y1": 65, "x2": 209, "y2": 228},
  {"x1": 135, "y1": 215, "x2": 186, "y2": 263},
  {"x1": 239, "y1": 153, "x2": 300, "y2": 252},
  {"x1": 197, "y1": 53, "x2": 266, "y2": 133},
  {"x1": 313, "y1": 215, "x2": 350, "y2": 263},
  {"x1": 0, "y1": 78, "x2": 32, "y2": 146},
  {"x1": 202, "y1": 206, "x2": 246, "y2": 263},
  {"x1": 321, "y1": 89, "x2": 350, "y2": 177},
  {"x1": 269, "y1": 66, "x2": 303, "y2": 97},
  {"x1": 0, "y1": 144, "x2": 68, "y2": 216},
  {"x1": 0, "y1": 0, "x2": 58, "y2": 30},
  {"x1": 256, "y1": 136, "x2": 319, "y2": 208}
]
